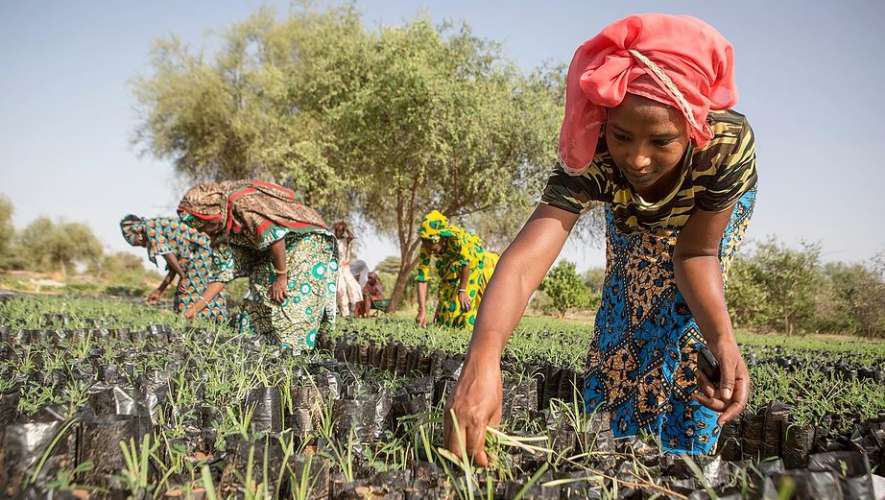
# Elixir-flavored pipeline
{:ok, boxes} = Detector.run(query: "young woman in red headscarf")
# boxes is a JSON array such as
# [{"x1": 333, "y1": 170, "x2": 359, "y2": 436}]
[{"x1": 445, "y1": 14, "x2": 757, "y2": 460}]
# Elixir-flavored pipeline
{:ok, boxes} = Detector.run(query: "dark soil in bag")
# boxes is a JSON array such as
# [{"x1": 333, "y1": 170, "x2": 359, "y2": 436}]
[
  {"x1": 245, "y1": 386, "x2": 283, "y2": 434},
  {"x1": 0, "y1": 418, "x2": 77, "y2": 498},
  {"x1": 77, "y1": 415, "x2": 151, "y2": 489},
  {"x1": 0, "y1": 387, "x2": 21, "y2": 427},
  {"x1": 782, "y1": 423, "x2": 816, "y2": 469},
  {"x1": 501, "y1": 378, "x2": 539, "y2": 420},
  {"x1": 287, "y1": 455, "x2": 330, "y2": 499}
]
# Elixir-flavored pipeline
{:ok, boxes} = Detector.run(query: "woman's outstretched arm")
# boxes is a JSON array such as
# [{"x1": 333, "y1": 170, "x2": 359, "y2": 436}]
[{"x1": 444, "y1": 204, "x2": 579, "y2": 466}]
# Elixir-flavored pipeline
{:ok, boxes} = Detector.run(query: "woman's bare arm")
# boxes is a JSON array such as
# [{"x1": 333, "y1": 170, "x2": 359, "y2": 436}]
[
  {"x1": 673, "y1": 204, "x2": 749, "y2": 424},
  {"x1": 444, "y1": 204, "x2": 579, "y2": 465}
]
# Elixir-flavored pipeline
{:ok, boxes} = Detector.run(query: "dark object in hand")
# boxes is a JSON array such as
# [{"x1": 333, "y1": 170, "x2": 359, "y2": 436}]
[{"x1": 698, "y1": 346, "x2": 720, "y2": 387}]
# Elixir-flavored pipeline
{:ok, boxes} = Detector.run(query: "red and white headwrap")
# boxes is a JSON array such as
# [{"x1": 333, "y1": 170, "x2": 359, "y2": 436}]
[{"x1": 559, "y1": 14, "x2": 738, "y2": 175}]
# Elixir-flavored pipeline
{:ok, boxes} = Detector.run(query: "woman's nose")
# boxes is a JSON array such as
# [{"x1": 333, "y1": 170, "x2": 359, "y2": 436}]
[{"x1": 624, "y1": 148, "x2": 652, "y2": 172}]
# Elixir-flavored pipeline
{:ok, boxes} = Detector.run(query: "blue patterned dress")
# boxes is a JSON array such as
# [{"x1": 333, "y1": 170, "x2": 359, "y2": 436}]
[{"x1": 541, "y1": 110, "x2": 758, "y2": 454}]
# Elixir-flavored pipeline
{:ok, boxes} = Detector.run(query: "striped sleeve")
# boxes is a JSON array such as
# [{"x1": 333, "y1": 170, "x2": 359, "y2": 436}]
[
  {"x1": 540, "y1": 163, "x2": 611, "y2": 214},
  {"x1": 694, "y1": 115, "x2": 758, "y2": 213}
]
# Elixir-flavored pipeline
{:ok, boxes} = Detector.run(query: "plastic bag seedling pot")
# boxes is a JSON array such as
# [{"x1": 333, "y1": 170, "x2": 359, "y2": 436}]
[
  {"x1": 394, "y1": 344, "x2": 410, "y2": 376},
  {"x1": 0, "y1": 418, "x2": 77, "y2": 498},
  {"x1": 77, "y1": 415, "x2": 153, "y2": 489},
  {"x1": 0, "y1": 387, "x2": 21, "y2": 427},
  {"x1": 718, "y1": 418, "x2": 743, "y2": 461},
  {"x1": 807, "y1": 451, "x2": 876, "y2": 500},
  {"x1": 287, "y1": 455, "x2": 331, "y2": 499},
  {"x1": 555, "y1": 471, "x2": 605, "y2": 500},
  {"x1": 501, "y1": 379, "x2": 539, "y2": 420},
  {"x1": 766, "y1": 470, "x2": 844, "y2": 499},
  {"x1": 245, "y1": 386, "x2": 283, "y2": 434},
  {"x1": 782, "y1": 423, "x2": 816, "y2": 469}
]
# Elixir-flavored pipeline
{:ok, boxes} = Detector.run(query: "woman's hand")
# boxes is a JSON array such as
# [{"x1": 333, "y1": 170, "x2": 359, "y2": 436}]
[
  {"x1": 146, "y1": 288, "x2": 162, "y2": 304},
  {"x1": 270, "y1": 275, "x2": 287, "y2": 303},
  {"x1": 444, "y1": 352, "x2": 503, "y2": 467},
  {"x1": 416, "y1": 308, "x2": 428, "y2": 328},
  {"x1": 694, "y1": 336, "x2": 749, "y2": 425},
  {"x1": 183, "y1": 300, "x2": 203, "y2": 320},
  {"x1": 458, "y1": 290, "x2": 472, "y2": 312}
]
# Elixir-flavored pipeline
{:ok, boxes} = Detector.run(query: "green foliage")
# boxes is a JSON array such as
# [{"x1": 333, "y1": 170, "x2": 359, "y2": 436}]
[
  {"x1": 15, "y1": 217, "x2": 103, "y2": 275},
  {"x1": 0, "y1": 195, "x2": 14, "y2": 266},
  {"x1": 134, "y1": 7, "x2": 564, "y2": 311},
  {"x1": 133, "y1": 6, "x2": 357, "y2": 213},
  {"x1": 727, "y1": 237, "x2": 884, "y2": 337},
  {"x1": 539, "y1": 261, "x2": 593, "y2": 317},
  {"x1": 583, "y1": 267, "x2": 606, "y2": 294}
]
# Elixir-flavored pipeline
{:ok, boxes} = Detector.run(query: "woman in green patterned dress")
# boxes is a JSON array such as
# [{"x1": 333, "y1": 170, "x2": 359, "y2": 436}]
[
  {"x1": 120, "y1": 215, "x2": 227, "y2": 322},
  {"x1": 178, "y1": 180, "x2": 338, "y2": 352},
  {"x1": 415, "y1": 210, "x2": 499, "y2": 329}
]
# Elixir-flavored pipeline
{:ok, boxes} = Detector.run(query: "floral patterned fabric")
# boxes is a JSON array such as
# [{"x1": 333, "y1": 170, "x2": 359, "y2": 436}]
[
  {"x1": 582, "y1": 187, "x2": 756, "y2": 454},
  {"x1": 209, "y1": 226, "x2": 338, "y2": 352},
  {"x1": 130, "y1": 217, "x2": 226, "y2": 322},
  {"x1": 415, "y1": 224, "x2": 499, "y2": 329}
]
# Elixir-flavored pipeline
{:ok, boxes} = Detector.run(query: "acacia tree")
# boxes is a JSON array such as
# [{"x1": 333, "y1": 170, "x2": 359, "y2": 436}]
[
  {"x1": 134, "y1": 8, "x2": 566, "y2": 311},
  {"x1": 325, "y1": 20, "x2": 563, "y2": 310},
  {"x1": 132, "y1": 6, "x2": 365, "y2": 214}
]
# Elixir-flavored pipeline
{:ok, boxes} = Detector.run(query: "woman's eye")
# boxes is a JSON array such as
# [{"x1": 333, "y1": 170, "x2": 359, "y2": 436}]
[
  {"x1": 613, "y1": 133, "x2": 630, "y2": 142},
  {"x1": 654, "y1": 138, "x2": 676, "y2": 147}
]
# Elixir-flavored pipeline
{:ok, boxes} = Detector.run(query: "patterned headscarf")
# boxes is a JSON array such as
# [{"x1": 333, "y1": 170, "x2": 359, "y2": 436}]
[
  {"x1": 418, "y1": 210, "x2": 455, "y2": 242},
  {"x1": 559, "y1": 14, "x2": 738, "y2": 174},
  {"x1": 119, "y1": 214, "x2": 145, "y2": 246},
  {"x1": 177, "y1": 180, "x2": 327, "y2": 248}
]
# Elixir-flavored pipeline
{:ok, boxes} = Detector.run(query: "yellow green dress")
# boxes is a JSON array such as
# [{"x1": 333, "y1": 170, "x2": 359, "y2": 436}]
[{"x1": 415, "y1": 211, "x2": 499, "y2": 329}]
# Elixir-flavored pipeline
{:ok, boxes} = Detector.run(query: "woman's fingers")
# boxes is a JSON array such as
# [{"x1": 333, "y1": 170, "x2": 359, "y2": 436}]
[
  {"x1": 696, "y1": 369, "x2": 717, "y2": 399},
  {"x1": 693, "y1": 391, "x2": 728, "y2": 412},
  {"x1": 718, "y1": 362, "x2": 749, "y2": 424}
]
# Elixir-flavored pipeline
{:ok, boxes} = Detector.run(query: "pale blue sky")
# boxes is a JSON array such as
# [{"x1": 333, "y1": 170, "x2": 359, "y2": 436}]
[{"x1": 2, "y1": 1, "x2": 884, "y2": 272}]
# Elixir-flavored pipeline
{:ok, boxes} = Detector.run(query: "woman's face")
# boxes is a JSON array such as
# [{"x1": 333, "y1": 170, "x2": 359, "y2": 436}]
[
  {"x1": 605, "y1": 94, "x2": 690, "y2": 197},
  {"x1": 424, "y1": 239, "x2": 444, "y2": 254},
  {"x1": 132, "y1": 232, "x2": 147, "y2": 247}
]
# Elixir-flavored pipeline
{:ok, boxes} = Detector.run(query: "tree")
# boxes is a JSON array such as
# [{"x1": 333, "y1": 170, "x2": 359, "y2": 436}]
[
  {"x1": 17, "y1": 217, "x2": 103, "y2": 276},
  {"x1": 0, "y1": 196, "x2": 14, "y2": 266},
  {"x1": 725, "y1": 238, "x2": 821, "y2": 336},
  {"x1": 539, "y1": 260, "x2": 590, "y2": 317},
  {"x1": 819, "y1": 260, "x2": 885, "y2": 338},
  {"x1": 134, "y1": 8, "x2": 564, "y2": 312},
  {"x1": 326, "y1": 20, "x2": 563, "y2": 311},
  {"x1": 132, "y1": 6, "x2": 362, "y2": 214}
]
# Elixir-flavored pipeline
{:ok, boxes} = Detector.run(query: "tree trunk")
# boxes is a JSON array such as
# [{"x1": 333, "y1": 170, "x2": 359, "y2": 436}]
[{"x1": 387, "y1": 175, "x2": 423, "y2": 313}]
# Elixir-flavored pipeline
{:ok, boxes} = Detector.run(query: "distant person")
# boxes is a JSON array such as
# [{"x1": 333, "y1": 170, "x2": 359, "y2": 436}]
[
  {"x1": 355, "y1": 271, "x2": 385, "y2": 318},
  {"x1": 415, "y1": 210, "x2": 499, "y2": 329},
  {"x1": 445, "y1": 14, "x2": 757, "y2": 462},
  {"x1": 119, "y1": 215, "x2": 226, "y2": 322},
  {"x1": 333, "y1": 221, "x2": 363, "y2": 317},
  {"x1": 178, "y1": 180, "x2": 337, "y2": 352}
]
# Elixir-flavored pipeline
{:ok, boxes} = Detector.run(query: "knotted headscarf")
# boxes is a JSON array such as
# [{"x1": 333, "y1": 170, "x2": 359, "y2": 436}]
[
  {"x1": 418, "y1": 210, "x2": 455, "y2": 242},
  {"x1": 119, "y1": 214, "x2": 145, "y2": 246},
  {"x1": 177, "y1": 180, "x2": 327, "y2": 248},
  {"x1": 559, "y1": 14, "x2": 738, "y2": 174}
]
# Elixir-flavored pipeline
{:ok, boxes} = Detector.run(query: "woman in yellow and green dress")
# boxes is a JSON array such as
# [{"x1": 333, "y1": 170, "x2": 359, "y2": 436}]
[
  {"x1": 178, "y1": 180, "x2": 338, "y2": 353},
  {"x1": 415, "y1": 210, "x2": 499, "y2": 329},
  {"x1": 119, "y1": 215, "x2": 227, "y2": 322}
]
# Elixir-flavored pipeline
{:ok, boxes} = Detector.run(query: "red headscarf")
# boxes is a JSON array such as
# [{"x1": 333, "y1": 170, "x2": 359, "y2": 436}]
[{"x1": 559, "y1": 14, "x2": 738, "y2": 174}]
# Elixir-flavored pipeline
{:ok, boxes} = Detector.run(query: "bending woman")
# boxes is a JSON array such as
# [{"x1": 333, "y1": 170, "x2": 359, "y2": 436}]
[
  {"x1": 178, "y1": 180, "x2": 338, "y2": 352},
  {"x1": 120, "y1": 215, "x2": 226, "y2": 322},
  {"x1": 445, "y1": 14, "x2": 756, "y2": 460},
  {"x1": 415, "y1": 210, "x2": 499, "y2": 329}
]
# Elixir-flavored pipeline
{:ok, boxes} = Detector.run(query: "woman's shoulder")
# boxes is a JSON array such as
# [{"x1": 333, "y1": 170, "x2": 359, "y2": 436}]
[{"x1": 705, "y1": 109, "x2": 753, "y2": 143}]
